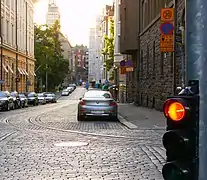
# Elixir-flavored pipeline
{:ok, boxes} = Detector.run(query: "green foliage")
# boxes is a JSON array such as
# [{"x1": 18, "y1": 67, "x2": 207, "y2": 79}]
[
  {"x1": 102, "y1": 19, "x2": 114, "y2": 72},
  {"x1": 34, "y1": 20, "x2": 69, "y2": 91}
]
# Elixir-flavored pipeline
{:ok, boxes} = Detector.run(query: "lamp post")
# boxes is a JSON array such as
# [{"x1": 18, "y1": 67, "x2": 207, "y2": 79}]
[
  {"x1": 26, "y1": 1, "x2": 28, "y2": 92},
  {"x1": 15, "y1": 0, "x2": 19, "y2": 92},
  {"x1": 0, "y1": 0, "x2": 3, "y2": 90}
]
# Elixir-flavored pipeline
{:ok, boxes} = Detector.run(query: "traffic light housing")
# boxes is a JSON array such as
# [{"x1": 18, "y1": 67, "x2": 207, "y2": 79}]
[{"x1": 162, "y1": 83, "x2": 199, "y2": 180}]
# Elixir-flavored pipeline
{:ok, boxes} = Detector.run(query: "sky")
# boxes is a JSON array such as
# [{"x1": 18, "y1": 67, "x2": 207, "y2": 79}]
[{"x1": 34, "y1": 0, "x2": 113, "y2": 46}]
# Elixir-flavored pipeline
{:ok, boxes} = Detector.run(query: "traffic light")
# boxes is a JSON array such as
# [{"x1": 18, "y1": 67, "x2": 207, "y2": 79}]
[{"x1": 162, "y1": 84, "x2": 199, "y2": 180}]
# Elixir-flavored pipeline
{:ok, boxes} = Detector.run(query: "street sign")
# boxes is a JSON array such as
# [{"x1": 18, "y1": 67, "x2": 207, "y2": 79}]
[
  {"x1": 126, "y1": 60, "x2": 133, "y2": 67},
  {"x1": 160, "y1": 35, "x2": 174, "y2": 52},
  {"x1": 161, "y1": 8, "x2": 174, "y2": 22},
  {"x1": 126, "y1": 67, "x2": 134, "y2": 72},
  {"x1": 120, "y1": 60, "x2": 126, "y2": 67},
  {"x1": 160, "y1": 22, "x2": 174, "y2": 35},
  {"x1": 120, "y1": 67, "x2": 126, "y2": 74}
]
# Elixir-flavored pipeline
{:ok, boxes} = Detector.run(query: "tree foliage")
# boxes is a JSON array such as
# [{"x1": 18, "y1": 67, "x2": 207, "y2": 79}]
[
  {"x1": 102, "y1": 19, "x2": 114, "y2": 72},
  {"x1": 34, "y1": 20, "x2": 69, "y2": 91}
]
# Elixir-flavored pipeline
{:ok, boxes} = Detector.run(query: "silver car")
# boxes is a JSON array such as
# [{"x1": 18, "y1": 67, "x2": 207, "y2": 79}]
[
  {"x1": 77, "y1": 90, "x2": 118, "y2": 121},
  {"x1": 61, "y1": 89, "x2": 70, "y2": 96},
  {"x1": 37, "y1": 93, "x2": 46, "y2": 105}
]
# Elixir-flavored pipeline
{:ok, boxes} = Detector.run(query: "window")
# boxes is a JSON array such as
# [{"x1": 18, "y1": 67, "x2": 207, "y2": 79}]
[
  {"x1": 6, "y1": 21, "x2": 9, "y2": 43},
  {"x1": 12, "y1": 25, "x2": 14, "y2": 45},
  {"x1": 152, "y1": 41, "x2": 155, "y2": 75},
  {"x1": 142, "y1": 0, "x2": 146, "y2": 30},
  {"x1": 140, "y1": 50, "x2": 143, "y2": 77},
  {"x1": 146, "y1": 45, "x2": 149, "y2": 74},
  {"x1": 118, "y1": 36, "x2": 121, "y2": 52},
  {"x1": 6, "y1": 0, "x2": 10, "y2": 6}
]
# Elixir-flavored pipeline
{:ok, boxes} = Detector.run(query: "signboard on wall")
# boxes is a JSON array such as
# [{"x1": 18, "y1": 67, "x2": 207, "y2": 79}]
[{"x1": 160, "y1": 8, "x2": 175, "y2": 52}]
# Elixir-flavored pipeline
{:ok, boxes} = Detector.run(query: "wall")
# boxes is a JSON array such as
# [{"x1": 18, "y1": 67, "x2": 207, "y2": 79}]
[{"x1": 138, "y1": 0, "x2": 185, "y2": 110}]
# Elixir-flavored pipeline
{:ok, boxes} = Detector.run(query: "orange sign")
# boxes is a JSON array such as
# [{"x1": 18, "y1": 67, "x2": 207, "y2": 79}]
[
  {"x1": 161, "y1": 8, "x2": 174, "y2": 22},
  {"x1": 126, "y1": 67, "x2": 134, "y2": 72},
  {"x1": 160, "y1": 35, "x2": 174, "y2": 52},
  {"x1": 120, "y1": 67, "x2": 126, "y2": 74}
]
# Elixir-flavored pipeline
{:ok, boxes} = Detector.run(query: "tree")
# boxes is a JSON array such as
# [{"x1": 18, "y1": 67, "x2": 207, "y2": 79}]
[
  {"x1": 102, "y1": 19, "x2": 114, "y2": 72},
  {"x1": 34, "y1": 20, "x2": 69, "y2": 91}
]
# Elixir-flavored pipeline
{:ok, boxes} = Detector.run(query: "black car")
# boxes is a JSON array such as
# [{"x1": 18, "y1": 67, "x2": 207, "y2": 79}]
[
  {"x1": 10, "y1": 91, "x2": 21, "y2": 109},
  {"x1": 0, "y1": 91, "x2": 14, "y2": 111},
  {"x1": 19, "y1": 93, "x2": 28, "y2": 108},
  {"x1": 27, "y1": 92, "x2": 38, "y2": 106}
]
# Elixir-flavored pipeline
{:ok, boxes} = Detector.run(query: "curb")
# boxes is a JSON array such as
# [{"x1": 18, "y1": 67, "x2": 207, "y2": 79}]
[{"x1": 118, "y1": 114, "x2": 138, "y2": 129}]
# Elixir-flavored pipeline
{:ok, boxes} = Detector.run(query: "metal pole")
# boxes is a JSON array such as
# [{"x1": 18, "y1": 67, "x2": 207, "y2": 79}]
[
  {"x1": 45, "y1": 64, "x2": 48, "y2": 92},
  {"x1": 186, "y1": 0, "x2": 207, "y2": 179},
  {"x1": 26, "y1": 1, "x2": 28, "y2": 92},
  {"x1": 0, "y1": 0, "x2": 3, "y2": 90},
  {"x1": 15, "y1": 0, "x2": 18, "y2": 91}
]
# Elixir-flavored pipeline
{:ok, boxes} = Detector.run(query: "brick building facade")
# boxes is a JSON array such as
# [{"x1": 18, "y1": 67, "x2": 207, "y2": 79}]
[{"x1": 120, "y1": 0, "x2": 185, "y2": 110}]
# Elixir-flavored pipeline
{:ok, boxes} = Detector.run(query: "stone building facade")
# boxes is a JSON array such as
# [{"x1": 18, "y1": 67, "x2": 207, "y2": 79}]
[
  {"x1": 0, "y1": 0, "x2": 35, "y2": 92},
  {"x1": 119, "y1": 0, "x2": 185, "y2": 110}
]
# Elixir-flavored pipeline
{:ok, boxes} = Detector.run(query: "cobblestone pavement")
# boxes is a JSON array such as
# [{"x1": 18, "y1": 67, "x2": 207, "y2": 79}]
[{"x1": 0, "y1": 87, "x2": 165, "y2": 180}]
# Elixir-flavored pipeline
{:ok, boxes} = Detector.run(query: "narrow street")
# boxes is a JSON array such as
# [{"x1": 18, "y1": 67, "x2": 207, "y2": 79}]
[{"x1": 0, "y1": 87, "x2": 165, "y2": 180}]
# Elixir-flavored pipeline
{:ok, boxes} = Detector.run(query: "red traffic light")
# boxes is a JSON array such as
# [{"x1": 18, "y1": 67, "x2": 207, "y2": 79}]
[{"x1": 163, "y1": 99, "x2": 186, "y2": 121}]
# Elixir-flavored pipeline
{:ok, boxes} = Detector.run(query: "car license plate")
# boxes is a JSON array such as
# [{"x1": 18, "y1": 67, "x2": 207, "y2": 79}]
[{"x1": 91, "y1": 111, "x2": 104, "y2": 114}]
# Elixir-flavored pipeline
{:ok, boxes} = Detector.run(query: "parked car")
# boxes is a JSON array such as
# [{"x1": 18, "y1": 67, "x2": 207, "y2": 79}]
[
  {"x1": 27, "y1": 92, "x2": 38, "y2": 106},
  {"x1": 61, "y1": 89, "x2": 70, "y2": 96},
  {"x1": 0, "y1": 91, "x2": 14, "y2": 111},
  {"x1": 77, "y1": 90, "x2": 118, "y2": 121},
  {"x1": 37, "y1": 93, "x2": 46, "y2": 105},
  {"x1": 10, "y1": 91, "x2": 21, "y2": 109},
  {"x1": 66, "y1": 87, "x2": 73, "y2": 93},
  {"x1": 45, "y1": 93, "x2": 57, "y2": 103},
  {"x1": 19, "y1": 93, "x2": 28, "y2": 108},
  {"x1": 68, "y1": 84, "x2": 76, "y2": 90}
]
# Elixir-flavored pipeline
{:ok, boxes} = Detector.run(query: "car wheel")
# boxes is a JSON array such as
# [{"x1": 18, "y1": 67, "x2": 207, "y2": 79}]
[
  {"x1": 12, "y1": 103, "x2": 15, "y2": 110},
  {"x1": 77, "y1": 114, "x2": 84, "y2": 121},
  {"x1": 6, "y1": 104, "x2": 10, "y2": 111},
  {"x1": 112, "y1": 115, "x2": 118, "y2": 121}
]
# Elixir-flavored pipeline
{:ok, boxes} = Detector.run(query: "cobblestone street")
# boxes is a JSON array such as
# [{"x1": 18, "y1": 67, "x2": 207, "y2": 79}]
[{"x1": 0, "y1": 87, "x2": 165, "y2": 180}]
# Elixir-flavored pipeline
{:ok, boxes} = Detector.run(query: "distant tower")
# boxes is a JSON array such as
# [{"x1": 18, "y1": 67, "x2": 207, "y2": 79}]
[
  {"x1": 48, "y1": 0, "x2": 56, "y2": 5},
  {"x1": 46, "y1": 0, "x2": 60, "y2": 27}
]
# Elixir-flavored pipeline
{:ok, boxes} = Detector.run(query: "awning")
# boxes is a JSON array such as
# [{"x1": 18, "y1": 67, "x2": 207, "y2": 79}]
[
  {"x1": 18, "y1": 68, "x2": 23, "y2": 75},
  {"x1": 3, "y1": 64, "x2": 8, "y2": 73},
  {"x1": 5, "y1": 62, "x2": 14, "y2": 73},
  {"x1": 22, "y1": 69, "x2": 28, "y2": 76}
]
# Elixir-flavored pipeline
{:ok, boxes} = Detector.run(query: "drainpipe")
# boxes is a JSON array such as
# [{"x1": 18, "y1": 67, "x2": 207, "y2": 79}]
[
  {"x1": 26, "y1": 1, "x2": 28, "y2": 92},
  {"x1": 0, "y1": 0, "x2": 3, "y2": 90},
  {"x1": 173, "y1": 0, "x2": 177, "y2": 94},
  {"x1": 15, "y1": 0, "x2": 19, "y2": 91}
]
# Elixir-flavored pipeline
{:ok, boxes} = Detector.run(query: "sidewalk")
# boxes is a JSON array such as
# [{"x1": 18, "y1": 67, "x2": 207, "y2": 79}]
[{"x1": 118, "y1": 103, "x2": 166, "y2": 129}]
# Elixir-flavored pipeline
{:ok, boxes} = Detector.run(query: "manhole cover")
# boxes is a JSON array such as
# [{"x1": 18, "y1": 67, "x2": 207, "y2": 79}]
[{"x1": 54, "y1": 141, "x2": 88, "y2": 147}]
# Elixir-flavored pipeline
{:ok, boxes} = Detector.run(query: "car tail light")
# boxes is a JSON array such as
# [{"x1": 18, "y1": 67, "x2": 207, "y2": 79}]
[
  {"x1": 79, "y1": 100, "x2": 86, "y2": 106},
  {"x1": 110, "y1": 101, "x2": 117, "y2": 107}
]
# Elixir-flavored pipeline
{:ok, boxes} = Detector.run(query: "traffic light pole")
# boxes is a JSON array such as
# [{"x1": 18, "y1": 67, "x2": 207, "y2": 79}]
[{"x1": 186, "y1": 0, "x2": 207, "y2": 179}]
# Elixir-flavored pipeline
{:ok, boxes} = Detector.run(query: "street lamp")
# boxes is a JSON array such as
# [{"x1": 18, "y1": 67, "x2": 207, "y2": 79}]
[{"x1": 0, "y1": 0, "x2": 3, "y2": 90}]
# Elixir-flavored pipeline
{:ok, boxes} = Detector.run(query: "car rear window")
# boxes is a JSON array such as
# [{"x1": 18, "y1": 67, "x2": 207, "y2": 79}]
[{"x1": 84, "y1": 91, "x2": 111, "y2": 98}]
